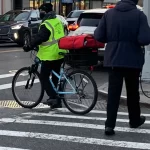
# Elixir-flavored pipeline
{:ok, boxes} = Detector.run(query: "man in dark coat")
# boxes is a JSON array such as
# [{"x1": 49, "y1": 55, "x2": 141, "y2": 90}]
[{"x1": 94, "y1": 0, "x2": 150, "y2": 135}]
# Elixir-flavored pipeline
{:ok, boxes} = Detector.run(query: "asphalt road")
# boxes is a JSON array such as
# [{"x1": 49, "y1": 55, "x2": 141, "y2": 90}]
[{"x1": 0, "y1": 44, "x2": 149, "y2": 150}]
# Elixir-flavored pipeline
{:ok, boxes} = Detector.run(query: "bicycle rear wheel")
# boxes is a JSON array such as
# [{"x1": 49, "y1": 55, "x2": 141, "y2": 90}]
[
  {"x1": 12, "y1": 67, "x2": 44, "y2": 108},
  {"x1": 140, "y1": 76, "x2": 150, "y2": 98},
  {"x1": 62, "y1": 70, "x2": 98, "y2": 115}
]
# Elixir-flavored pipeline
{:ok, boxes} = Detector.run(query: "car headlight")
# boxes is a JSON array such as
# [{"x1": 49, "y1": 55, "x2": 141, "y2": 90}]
[{"x1": 11, "y1": 24, "x2": 23, "y2": 30}]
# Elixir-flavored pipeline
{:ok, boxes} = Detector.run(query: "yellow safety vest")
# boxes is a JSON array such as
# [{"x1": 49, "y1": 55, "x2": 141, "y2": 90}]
[{"x1": 37, "y1": 18, "x2": 67, "y2": 61}]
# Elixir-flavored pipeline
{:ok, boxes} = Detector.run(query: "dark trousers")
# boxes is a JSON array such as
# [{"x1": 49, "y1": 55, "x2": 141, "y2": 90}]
[
  {"x1": 105, "y1": 68, "x2": 141, "y2": 129},
  {"x1": 40, "y1": 59, "x2": 63, "y2": 98}
]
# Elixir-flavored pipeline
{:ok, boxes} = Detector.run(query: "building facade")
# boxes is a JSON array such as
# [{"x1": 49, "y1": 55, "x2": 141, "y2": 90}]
[
  {"x1": 0, "y1": 0, "x2": 13, "y2": 15},
  {"x1": 29, "y1": 0, "x2": 104, "y2": 16},
  {"x1": 0, "y1": 0, "x2": 144, "y2": 15},
  {"x1": 0, "y1": 0, "x2": 30, "y2": 15}
]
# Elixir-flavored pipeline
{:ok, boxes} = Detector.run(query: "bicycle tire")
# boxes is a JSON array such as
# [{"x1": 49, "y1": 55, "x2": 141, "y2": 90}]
[
  {"x1": 140, "y1": 76, "x2": 150, "y2": 98},
  {"x1": 62, "y1": 70, "x2": 98, "y2": 115},
  {"x1": 12, "y1": 67, "x2": 44, "y2": 108}
]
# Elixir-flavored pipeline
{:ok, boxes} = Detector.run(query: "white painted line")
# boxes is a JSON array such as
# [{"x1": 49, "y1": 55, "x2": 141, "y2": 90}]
[
  {"x1": 68, "y1": 101, "x2": 88, "y2": 108},
  {"x1": 0, "y1": 147, "x2": 30, "y2": 150},
  {"x1": 0, "y1": 50, "x2": 22, "y2": 53},
  {"x1": 0, "y1": 130, "x2": 149, "y2": 149},
  {"x1": 0, "y1": 73, "x2": 15, "y2": 79},
  {"x1": 54, "y1": 108, "x2": 150, "y2": 117},
  {"x1": 98, "y1": 89, "x2": 127, "y2": 99},
  {"x1": 0, "y1": 118, "x2": 150, "y2": 134},
  {"x1": 0, "y1": 79, "x2": 39, "y2": 90},
  {"x1": 23, "y1": 112, "x2": 150, "y2": 124}
]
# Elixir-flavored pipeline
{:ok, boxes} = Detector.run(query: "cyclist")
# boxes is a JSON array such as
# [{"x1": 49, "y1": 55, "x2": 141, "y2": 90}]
[{"x1": 23, "y1": 3, "x2": 67, "y2": 109}]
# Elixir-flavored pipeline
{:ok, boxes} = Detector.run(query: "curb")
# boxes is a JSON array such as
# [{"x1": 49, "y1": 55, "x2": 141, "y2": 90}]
[{"x1": 98, "y1": 89, "x2": 150, "y2": 108}]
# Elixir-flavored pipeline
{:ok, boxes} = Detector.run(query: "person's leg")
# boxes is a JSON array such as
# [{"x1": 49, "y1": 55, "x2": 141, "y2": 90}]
[
  {"x1": 125, "y1": 68, "x2": 145, "y2": 128},
  {"x1": 105, "y1": 68, "x2": 123, "y2": 135},
  {"x1": 51, "y1": 59, "x2": 64, "y2": 89},
  {"x1": 40, "y1": 61, "x2": 57, "y2": 98},
  {"x1": 43, "y1": 59, "x2": 63, "y2": 107}
]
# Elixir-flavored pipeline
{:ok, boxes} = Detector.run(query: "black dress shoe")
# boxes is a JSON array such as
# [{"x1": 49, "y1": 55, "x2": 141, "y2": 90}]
[
  {"x1": 105, "y1": 127, "x2": 115, "y2": 136},
  {"x1": 130, "y1": 116, "x2": 146, "y2": 128},
  {"x1": 50, "y1": 103, "x2": 62, "y2": 109},
  {"x1": 43, "y1": 97, "x2": 62, "y2": 106},
  {"x1": 43, "y1": 98, "x2": 56, "y2": 106}
]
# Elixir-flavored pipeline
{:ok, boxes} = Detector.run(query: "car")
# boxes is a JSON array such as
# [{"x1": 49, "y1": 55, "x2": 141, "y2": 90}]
[
  {"x1": 0, "y1": 9, "x2": 41, "y2": 46},
  {"x1": 68, "y1": 8, "x2": 108, "y2": 62},
  {"x1": 66, "y1": 10, "x2": 85, "y2": 26},
  {"x1": 56, "y1": 15, "x2": 69, "y2": 35}
]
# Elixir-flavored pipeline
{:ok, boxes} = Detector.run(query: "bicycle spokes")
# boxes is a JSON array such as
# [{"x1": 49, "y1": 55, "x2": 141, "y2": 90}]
[{"x1": 63, "y1": 71, "x2": 97, "y2": 114}]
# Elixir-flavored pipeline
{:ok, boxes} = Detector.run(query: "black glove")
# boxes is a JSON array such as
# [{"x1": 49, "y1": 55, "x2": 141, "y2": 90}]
[{"x1": 23, "y1": 45, "x2": 33, "y2": 52}]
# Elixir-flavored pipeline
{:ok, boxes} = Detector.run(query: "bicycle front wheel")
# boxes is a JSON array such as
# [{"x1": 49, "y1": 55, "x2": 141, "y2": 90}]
[
  {"x1": 12, "y1": 67, "x2": 44, "y2": 108},
  {"x1": 63, "y1": 70, "x2": 98, "y2": 115}
]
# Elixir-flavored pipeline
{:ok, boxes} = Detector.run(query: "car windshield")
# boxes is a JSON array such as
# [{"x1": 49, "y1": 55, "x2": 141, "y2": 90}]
[
  {"x1": 67, "y1": 11, "x2": 84, "y2": 18},
  {"x1": 78, "y1": 13, "x2": 103, "y2": 27},
  {"x1": 0, "y1": 11, "x2": 30, "y2": 21}
]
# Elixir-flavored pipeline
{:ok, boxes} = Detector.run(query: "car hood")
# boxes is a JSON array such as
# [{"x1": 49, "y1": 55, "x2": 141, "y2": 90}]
[{"x1": 0, "y1": 21, "x2": 26, "y2": 27}]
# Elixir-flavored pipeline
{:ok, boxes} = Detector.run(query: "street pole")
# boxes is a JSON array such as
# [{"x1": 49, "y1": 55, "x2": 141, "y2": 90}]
[
  {"x1": 1, "y1": 0, "x2": 3, "y2": 14},
  {"x1": 142, "y1": 0, "x2": 150, "y2": 80}
]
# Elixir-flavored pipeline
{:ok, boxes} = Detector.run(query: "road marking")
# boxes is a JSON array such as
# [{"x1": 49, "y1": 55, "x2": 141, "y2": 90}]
[
  {"x1": 1, "y1": 118, "x2": 150, "y2": 134},
  {"x1": 0, "y1": 79, "x2": 39, "y2": 90},
  {"x1": 0, "y1": 130, "x2": 149, "y2": 149},
  {"x1": 0, "y1": 147, "x2": 30, "y2": 150},
  {"x1": 0, "y1": 100, "x2": 49, "y2": 109},
  {"x1": 52, "y1": 108, "x2": 150, "y2": 117},
  {"x1": 0, "y1": 73, "x2": 15, "y2": 79},
  {"x1": 23, "y1": 112, "x2": 150, "y2": 124},
  {"x1": 0, "y1": 50, "x2": 22, "y2": 53}
]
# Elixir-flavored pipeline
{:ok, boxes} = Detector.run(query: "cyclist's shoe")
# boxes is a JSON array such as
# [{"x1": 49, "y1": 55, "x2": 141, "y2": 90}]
[
  {"x1": 43, "y1": 98, "x2": 56, "y2": 106},
  {"x1": 50, "y1": 103, "x2": 62, "y2": 109},
  {"x1": 105, "y1": 127, "x2": 115, "y2": 136},
  {"x1": 43, "y1": 97, "x2": 62, "y2": 108},
  {"x1": 129, "y1": 116, "x2": 146, "y2": 128}
]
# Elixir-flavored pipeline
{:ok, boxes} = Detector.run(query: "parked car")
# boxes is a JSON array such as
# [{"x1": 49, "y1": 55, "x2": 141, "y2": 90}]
[
  {"x1": 68, "y1": 9, "x2": 108, "y2": 62},
  {"x1": 0, "y1": 9, "x2": 41, "y2": 46},
  {"x1": 66, "y1": 10, "x2": 84, "y2": 26}
]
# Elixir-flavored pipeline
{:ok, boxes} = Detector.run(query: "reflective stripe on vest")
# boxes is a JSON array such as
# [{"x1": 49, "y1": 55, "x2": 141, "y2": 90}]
[
  {"x1": 41, "y1": 21, "x2": 56, "y2": 46},
  {"x1": 41, "y1": 39, "x2": 58, "y2": 46}
]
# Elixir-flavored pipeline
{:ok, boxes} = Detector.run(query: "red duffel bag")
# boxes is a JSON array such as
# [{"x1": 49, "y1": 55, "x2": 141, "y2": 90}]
[{"x1": 58, "y1": 34, "x2": 105, "y2": 50}]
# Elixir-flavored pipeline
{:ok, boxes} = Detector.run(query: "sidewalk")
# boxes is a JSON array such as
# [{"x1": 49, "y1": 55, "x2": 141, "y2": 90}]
[{"x1": 98, "y1": 81, "x2": 150, "y2": 107}]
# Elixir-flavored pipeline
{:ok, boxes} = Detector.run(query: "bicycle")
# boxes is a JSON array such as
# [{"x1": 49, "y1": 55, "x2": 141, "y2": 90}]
[
  {"x1": 12, "y1": 49, "x2": 98, "y2": 115},
  {"x1": 140, "y1": 72, "x2": 150, "y2": 98}
]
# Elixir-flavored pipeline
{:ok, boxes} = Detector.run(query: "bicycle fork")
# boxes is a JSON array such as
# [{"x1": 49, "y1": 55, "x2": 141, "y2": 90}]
[{"x1": 25, "y1": 64, "x2": 38, "y2": 89}]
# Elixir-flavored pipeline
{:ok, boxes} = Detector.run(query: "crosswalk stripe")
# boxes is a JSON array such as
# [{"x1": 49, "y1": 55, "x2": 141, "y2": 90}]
[
  {"x1": 52, "y1": 108, "x2": 150, "y2": 117},
  {"x1": 23, "y1": 112, "x2": 150, "y2": 124},
  {"x1": 0, "y1": 73, "x2": 15, "y2": 79},
  {"x1": 0, "y1": 79, "x2": 39, "y2": 90},
  {"x1": 0, "y1": 130, "x2": 149, "y2": 149},
  {"x1": 1, "y1": 118, "x2": 150, "y2": 134},
  {"x1": 0, "y1": 147, "x2": 30, "y2": 150}
]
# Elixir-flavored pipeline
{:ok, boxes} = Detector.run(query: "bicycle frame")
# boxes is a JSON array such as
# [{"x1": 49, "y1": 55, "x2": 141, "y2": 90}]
[
  {"x1": 50, "y1": 68, "x2": 77, "y2": 95},
  {"x1": 34, "y1": 57, "x2": 77, "y2": 95}
]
